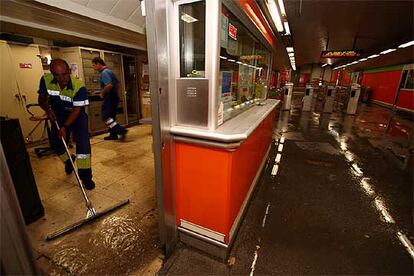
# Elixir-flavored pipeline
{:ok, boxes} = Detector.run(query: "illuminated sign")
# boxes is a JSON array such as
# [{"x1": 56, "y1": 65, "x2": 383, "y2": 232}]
[
  {"x1": 229, "y1": 23, "x2": 237, "y2": 40},
  {"x1": 321, "y1": 50, "x2": 362, "y2": 58}
]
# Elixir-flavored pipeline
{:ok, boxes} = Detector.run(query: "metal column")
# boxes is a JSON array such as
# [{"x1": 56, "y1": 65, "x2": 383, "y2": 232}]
[{"x1": 145, "y1": 0, "x2": 177, "y2": 257}]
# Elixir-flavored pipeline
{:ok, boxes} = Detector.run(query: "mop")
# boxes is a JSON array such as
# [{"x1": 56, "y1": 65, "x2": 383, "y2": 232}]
[{"x1": 46, "y1": 121, "x2": 129, "y2": 241}]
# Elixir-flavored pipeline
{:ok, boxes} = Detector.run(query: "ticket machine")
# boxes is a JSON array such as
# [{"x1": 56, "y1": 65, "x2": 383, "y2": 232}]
[
  {"x1": 323, "y1": 86, "x2": 335, "y2": 113},
  {"x1": 283, "y1": 82, "x2": 293, "y2": 110},
  {"x1": 347, "y1": 84, "x2": 361, "y2": 115},
  {"x1": 302, "y1": 85, "x2": 313, "y2": 111}
]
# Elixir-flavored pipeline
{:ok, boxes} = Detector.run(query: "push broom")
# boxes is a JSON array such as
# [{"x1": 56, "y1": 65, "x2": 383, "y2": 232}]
[{"x1": 46, "y1": 121, "x2": 129, "y2": 241}]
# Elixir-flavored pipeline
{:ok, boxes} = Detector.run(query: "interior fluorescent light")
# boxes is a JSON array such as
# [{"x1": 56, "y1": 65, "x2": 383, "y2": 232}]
[
  {"x1": 398, "y1": 40, "x2": 414, "y2": 48},
  {"x1": 286, "y1": 47, "x2": 294, "y2": 53},
  {"x1": 368, "y1": 54, "x2": 379, "y2": 59},
  {"x1": 266, "y1": 0, "x2": 284, "y2": 32},
  {"x1": 359, "y1": 58, "x2": 368, "y2": 62},
  {"x1": 288, "y1": 53, "x2": 294, "y2": 57},
  {"x1": 277, "y1": 0, "x2": 286, "y2": 17},
  {"x1": 219, "y1": 56, "x2": 228, "y2": 60},
  {"x1": 283, "y1": 22, "x2": 290, "y2": 35},
  {"x1": 181, "y1": 13, "x2": 198, "y2": 23},
  {"x1": 380, "y1": 49, "x2": 396, "y2": 54},
  {"x1": 321, "y1": 63, "x2": 328, "y2": 67}
]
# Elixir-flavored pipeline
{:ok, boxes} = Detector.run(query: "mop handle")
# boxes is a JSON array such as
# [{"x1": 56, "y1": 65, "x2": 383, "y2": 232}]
[{"x1": 54, "y1": 121, "x2": 93, "y2": 209}]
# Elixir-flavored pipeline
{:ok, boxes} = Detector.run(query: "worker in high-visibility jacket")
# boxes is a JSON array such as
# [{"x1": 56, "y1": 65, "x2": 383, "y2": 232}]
[{"x1": 38, "y1": 59, "x2": 95, "y2": 190}]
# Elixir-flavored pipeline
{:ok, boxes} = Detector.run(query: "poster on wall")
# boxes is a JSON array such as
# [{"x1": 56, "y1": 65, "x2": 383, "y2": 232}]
[
  {"x1": 221, "y1": 13, "x2": 229, "y2": 48},
  {"x1": 221, "y1": 71, "x2": 232, "y2": 95}
]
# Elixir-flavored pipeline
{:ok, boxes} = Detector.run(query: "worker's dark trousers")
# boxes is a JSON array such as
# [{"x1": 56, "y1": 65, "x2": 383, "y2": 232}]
[
  {"x1": 102, "y1": 96, "x2": 125, "y2": 136},
  {"x1": 50, "y1": 111, "x2": 92, "y2": 181}
]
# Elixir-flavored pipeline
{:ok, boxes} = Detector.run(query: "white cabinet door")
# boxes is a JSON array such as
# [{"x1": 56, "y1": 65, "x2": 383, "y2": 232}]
[{"x1": 0, "y1": 41, "x2": 46, "y2": 142}]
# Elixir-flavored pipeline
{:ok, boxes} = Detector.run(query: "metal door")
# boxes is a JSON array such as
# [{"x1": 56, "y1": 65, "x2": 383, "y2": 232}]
[{"x1": 0, "y1": 41, "x2": 44, "y2": 141}]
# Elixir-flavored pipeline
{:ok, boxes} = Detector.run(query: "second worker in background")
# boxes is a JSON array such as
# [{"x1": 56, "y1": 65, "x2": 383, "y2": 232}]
[{"x1": 92, "y1": 57, "x2": 127, "y2": 140}]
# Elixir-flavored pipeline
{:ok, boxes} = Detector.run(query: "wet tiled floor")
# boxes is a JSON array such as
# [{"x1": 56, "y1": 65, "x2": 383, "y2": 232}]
[
  {"x1": 162, "y1": 95, "x2": 413, "y2": 275},
  {"x1": 26, "y1": 124, "x2": 163, "y2": 275}
]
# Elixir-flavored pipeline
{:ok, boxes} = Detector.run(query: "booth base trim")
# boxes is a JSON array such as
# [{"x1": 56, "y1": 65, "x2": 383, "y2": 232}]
[
  {"x1": 178, "y1": 226, "x2": 228, "y2": 260},
  {"x1": 180, "y1": 219, "x2": 225, "y2": 243}
]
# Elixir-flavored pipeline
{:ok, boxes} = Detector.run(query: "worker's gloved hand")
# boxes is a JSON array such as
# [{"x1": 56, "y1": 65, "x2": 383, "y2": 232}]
[
  {"x1": 99, "y1": 91, "x2": 105, "y2": 99},
  {"x1": 47, "y1": 110, "x2": 56, "y2": 121},
  {"x1": 58, "y1": 126, "x2": 67, "y2": 139}
]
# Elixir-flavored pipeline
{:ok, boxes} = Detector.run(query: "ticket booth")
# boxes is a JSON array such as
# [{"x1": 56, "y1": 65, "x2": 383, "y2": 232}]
[
  {"x1": 145, "y1": 0, "x2": 280, "y2": 258},
  {"x1": 303, "y1": 85, "x2": 313, "y2": 111},
  {"x1": 347, "y1": 83, "x2": 361, "y2": 114}
]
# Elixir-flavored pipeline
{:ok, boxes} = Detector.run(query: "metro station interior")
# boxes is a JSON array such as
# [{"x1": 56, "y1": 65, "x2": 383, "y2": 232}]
[{"x1": 0, "y1": 0, "x2": 413, "y2": 275}]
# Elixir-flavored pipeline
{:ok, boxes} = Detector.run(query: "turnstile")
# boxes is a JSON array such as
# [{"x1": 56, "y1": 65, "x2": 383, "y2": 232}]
[
  {"x1": 282, "y1": 83, "x2": 293, "y2": 110},
  {"x1": 347, "y1": 84, "x2": 361, "y2": 115},
  {"x1": 323, "y1": 86, "x2": 335, "y2": 113},
  {"x1": 302, "y1": 85, "x2": 313, "y2": 111}
]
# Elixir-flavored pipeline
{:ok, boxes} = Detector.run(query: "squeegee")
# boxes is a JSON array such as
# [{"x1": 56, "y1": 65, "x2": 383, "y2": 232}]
[{"x1": 46, "y1": 121, "x2": 129, "y2": 241}]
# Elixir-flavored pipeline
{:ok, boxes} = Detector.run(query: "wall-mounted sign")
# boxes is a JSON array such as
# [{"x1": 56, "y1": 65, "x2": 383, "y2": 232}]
[
  {"x1": 321, "y1": 50, "x2": 362, "y2": 58},
  {"x1": 19, "y1": 63, "x2": 32, "y2": 69},
  {"x1": 228, "y1": 23, "x2": 237, "y2": 40}
]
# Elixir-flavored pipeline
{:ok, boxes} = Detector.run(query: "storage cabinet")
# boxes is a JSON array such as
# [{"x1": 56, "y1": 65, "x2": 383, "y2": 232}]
[
  {"x1": 0, "y1": 40, "x2": 45, "y2": 142},
  {"x1": 58, "y1": 47, "x2": 128, "y2": 134}
]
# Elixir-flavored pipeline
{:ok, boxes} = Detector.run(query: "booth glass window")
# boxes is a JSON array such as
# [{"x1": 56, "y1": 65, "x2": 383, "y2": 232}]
[
  {"x1": 219, "y1": 5, "x2": 271, "y2": 122},
  {"x1": 179, "y1": 1, "x2": 206, "y2": 78}
]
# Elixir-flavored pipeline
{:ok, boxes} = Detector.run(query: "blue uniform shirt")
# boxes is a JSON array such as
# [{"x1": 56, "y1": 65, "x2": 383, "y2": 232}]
[{"x1": 100, "y1": 68, "x2": 119, "y2": 100}]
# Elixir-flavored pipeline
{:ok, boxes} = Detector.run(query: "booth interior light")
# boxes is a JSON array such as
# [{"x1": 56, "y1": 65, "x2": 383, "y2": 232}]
[
  {"x1": 265, "y1": 0, "x2": 284, "y2": 32},
  {"x1": 181, "y1": 13, "x2": 198, "y2": 23},
  {"x1": 380, "y1": 48, "x2": 396, "y2": 54},
  {"x1": 398, "y1": 40, "x2": 414, "y2": 48}
]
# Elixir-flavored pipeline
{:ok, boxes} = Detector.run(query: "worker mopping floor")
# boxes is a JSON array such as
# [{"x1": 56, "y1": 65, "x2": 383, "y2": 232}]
[
  {"x1": 46, "y1": 121, "x2": 130, "y2": 241},
  {"x1": 27, "y1": 125, "x2": 163, "y2": 275}
]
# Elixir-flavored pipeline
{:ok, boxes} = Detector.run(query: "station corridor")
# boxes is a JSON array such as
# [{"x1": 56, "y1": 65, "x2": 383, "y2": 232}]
[{"x1": 160, "y1": 94, "x2": 413, "y2": 275}]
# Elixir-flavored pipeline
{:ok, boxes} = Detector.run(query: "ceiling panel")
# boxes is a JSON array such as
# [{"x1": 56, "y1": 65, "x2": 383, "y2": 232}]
[
  {"x1": 128, "y1": 9, "x2": 146, "y2": 28},
  {"x1": 70, "y1": 0, "x2": 89, "y2": 5},
  {"x1": 110, "y1": 0, "x2": 140, "y2": 20},
  {"x1": 86, "y1": 0, "x2": 118, "y2": 14}
]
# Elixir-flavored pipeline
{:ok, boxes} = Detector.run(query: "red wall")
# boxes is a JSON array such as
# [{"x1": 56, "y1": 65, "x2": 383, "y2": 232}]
[
  {"x1": 361, "y1": 70, "x2": 401, "y2": 106},
  {"x1": 396, "y1": 89, "x2": 414, "y2": 110}
]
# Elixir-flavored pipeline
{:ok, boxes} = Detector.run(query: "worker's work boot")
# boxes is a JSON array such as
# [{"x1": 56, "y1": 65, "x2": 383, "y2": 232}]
[
  {"x1": 82, "y1": 178, "x2": 95, "y2": 190},
  {"x1": 65, "y1": 155, "x2": 76, "y2": 175}
]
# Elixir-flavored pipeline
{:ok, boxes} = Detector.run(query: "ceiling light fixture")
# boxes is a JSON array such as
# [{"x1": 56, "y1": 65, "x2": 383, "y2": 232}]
[
  {"x1": 286, "y1": 47, "x2": 294, "y2": 53},
  {"x1": 359, "y1": 58, "x2": 368, "y2": 62},
  {"x1": 288, "y1": 53, "x2": 294, "y2": 57},
  {"x1": 398, "y1": 40, "x2": 414, "y2": 48},
  {"x1": 380, "y1": 49, "x2": 396, "y2": 54},
  {"x1": 277, "y1": 0, "x2": 286, "y2": 17},
  {"x1": 283, "y1": 22, "x2": 290, "y2": 35},
  {"x1": 265, "y1": 0, "x2": 284, "y2": 32},
  {"x1": 321, "y1": 63, "x2": 328, "y2": 67},
  {"x1": 368, "y1": 54, "x2": 379, "y2": 59}
]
